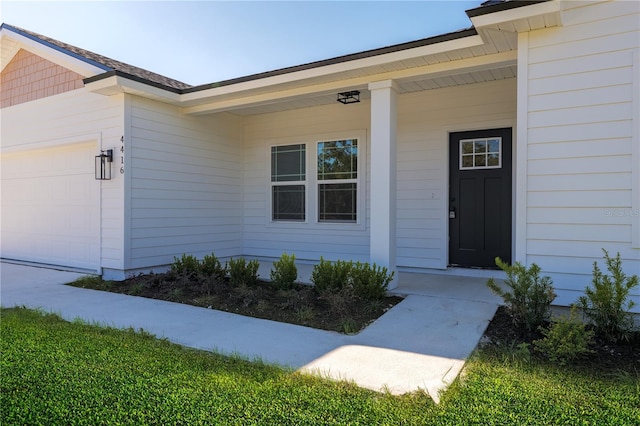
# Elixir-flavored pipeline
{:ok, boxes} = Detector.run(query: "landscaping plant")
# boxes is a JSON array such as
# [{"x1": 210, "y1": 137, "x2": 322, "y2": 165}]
[
  {"x1": 487, "y1": 258, "x2": 556, "y2": 332},
  {"x1": 201, "y1": 252, "x2": 227, "y2": 279},
  {"x1": 270, "y1": 253, "x2": 298, "y2": 289},
  {"x1": 534, "y1": 306, "x2": 595, "y2": 365},
  {"x1": 171, "y1": 254, "x2": 200, "y2": 275},
  {"x1": 350, "y1": 262, "x2": 394, "y2": 300},
  {"x1": 228, "y1": 257, "x2": 259, "y2": 287},
  {"x1": 577, "y1": 249, "x2": 639, "y2": 342},
  {"x1": 310, "y1": 257, "x2": 353, "y2": 294}
]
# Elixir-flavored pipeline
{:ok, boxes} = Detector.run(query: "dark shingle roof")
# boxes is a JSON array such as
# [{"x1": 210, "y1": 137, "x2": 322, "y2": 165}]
[
  {"x1": 466, "y1": 0, "x2": 550, "y2": 18},
  {"x1": 2, "y1": 24, "x2": 192, "y2": 91},
  {"x1": 4, "y1": 1, "x2": 544, "y2": 95}
]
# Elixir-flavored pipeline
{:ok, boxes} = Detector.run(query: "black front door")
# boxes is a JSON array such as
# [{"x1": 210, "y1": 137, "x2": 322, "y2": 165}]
[{"x1": 449, "y1": 128, "x2": 512, "y2": 268}]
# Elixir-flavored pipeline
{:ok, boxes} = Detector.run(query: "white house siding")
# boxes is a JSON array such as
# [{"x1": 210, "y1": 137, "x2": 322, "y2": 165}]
[
  {"x1": 397, "y1": 79, "x2": 517, "y2": 270},
  {"x1": 0, "y1": 89, "x2": 124, "y2": 272},
  {"x1": 523, "y1": 0, "x2": 640, "y2": 308},
  {"x1": 241, "y1": 79, "x2": 516, "y2": 267},
  {"x1": 242, "y1": 102, "x2": 371, "y2": 262},
  {"x1": 127, "y1": 96, "x2": 243, "y2": 271}
]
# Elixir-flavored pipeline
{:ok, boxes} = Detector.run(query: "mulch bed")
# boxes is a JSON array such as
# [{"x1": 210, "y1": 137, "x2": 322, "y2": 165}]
[
  {"x1": 75, "y1": 271, "x2": 403, "y2": 334},
  {"x1": 483, "y1": 306, "x2": 640, "y2": 371}
]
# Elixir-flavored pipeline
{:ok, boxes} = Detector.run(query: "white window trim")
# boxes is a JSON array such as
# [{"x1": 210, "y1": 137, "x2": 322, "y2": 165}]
[
  {"x1": 459, "y1": 137, "x2": 502, "y2": 170},
  {"x1": 266, "y1": 130, "x2": 367, "y2": 231}
]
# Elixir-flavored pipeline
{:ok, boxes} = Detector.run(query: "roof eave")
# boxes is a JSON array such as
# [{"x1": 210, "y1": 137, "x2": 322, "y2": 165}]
[
  {"x1": 83, "y1": 27, "x2": 487, "y2": 109},
  {"x1": 466, "y1": 0, "x2": 551, "y2": 18},
  {"x1": 183, "y1": 27, "x2": 478, "y2": 94},
  {"x1": 83, "y1": 71, "x2": 182, "y2": 104},
  {"x1": 467, "y1": 0, "x2": 562, "y2": 31}
]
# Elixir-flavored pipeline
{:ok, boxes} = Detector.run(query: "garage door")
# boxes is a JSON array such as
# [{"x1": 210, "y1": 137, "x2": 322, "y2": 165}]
[{"x1": 1, "y1": 141, "x2": 100, "y2": 271}]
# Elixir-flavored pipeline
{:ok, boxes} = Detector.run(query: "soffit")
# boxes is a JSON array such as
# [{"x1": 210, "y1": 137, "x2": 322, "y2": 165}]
[
  {"x1": 231, "y1": 64, "x2": 517, "y2": 116},
  {"x1": 179, "y1": 37, "x2": 519, "y2": 116}
]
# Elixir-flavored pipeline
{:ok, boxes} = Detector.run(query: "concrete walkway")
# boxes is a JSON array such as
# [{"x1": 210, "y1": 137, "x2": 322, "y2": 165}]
[{"x1": 0, "y1": 262, "x2": 500, "y2": 402}]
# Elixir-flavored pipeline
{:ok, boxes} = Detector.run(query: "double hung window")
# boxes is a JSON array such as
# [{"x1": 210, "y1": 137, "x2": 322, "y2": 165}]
[
  {"x1": 317, "y1": 139, "x2": 358, "y2": 222},
  {"x1": 271, "y1": 144, "x2": 306, "y2": 221},
  {"x1": 270, "y1": 137, "x2": 360, "y2": 224}
]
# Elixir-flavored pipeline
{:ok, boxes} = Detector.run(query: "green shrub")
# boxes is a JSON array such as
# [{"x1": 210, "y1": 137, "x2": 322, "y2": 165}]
[
  {"x1": 310, "y1": 257, "x2": 352, "y2": 294},
  {"x1": 350, "y1": 262, "x2": 394, "y2": 300},
  {"x1": 340, "y1": 318, "x2": 358, "y2": 334},
  {"x1": 171, "y1": 254, "x2": 200, "y2": 274},
  {"x1": 577, "y1": 250, "x2": 639, "y2": 343},
  {"x1": 201, "y1": 252, "x2": 227, "y2": 278},
  {"x1": 270, "y1": 253, "x2": 298, "y2": 289},
  {"x1": 534, "y1": 307, "x2": 594, "y2": 365},
  {"x1": 487, "y1": 258, "x2": 556, "y2": 332},
  {"x1": 228, "y1": 258, "x2": 259, "y2": 287}
]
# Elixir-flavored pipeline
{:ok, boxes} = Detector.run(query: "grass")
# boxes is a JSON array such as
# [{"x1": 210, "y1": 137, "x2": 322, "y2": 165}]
[{"x1": 2, "y1": 307, "x2": 639, "y2": 425}]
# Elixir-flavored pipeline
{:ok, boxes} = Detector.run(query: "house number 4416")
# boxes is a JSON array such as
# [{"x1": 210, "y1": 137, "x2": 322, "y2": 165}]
[{"x1": 120, "y1": 136, "x2": 125, "y2": 174}]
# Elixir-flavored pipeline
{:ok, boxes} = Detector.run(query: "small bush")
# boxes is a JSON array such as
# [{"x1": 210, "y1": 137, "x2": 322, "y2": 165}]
[
  {"x1": 228, "y1": 258, "x2": 259, "y2": 287},
  {"x1": 340, "y1": 318, "x2": 358, "y2": 334},
  {"x1": 171, "y1": 254, "x2": 200, "y2": 275},
  {"x1": 487, "y1": 258, "x2": 556, "y2": 332},
  {"x1": 270, "y1": 253, "x2": 298, "y2": 289},
  {"x1": 534, "y1": 307, "x2": 594, "y2": 365},
  {"x1": 310, "y1": 257, "x2": 352, "y2": 294},
  {"x1": 577, "y1": 250, "x2": 639, "y2": 343},
  {"x1": 201, "y1": 253, "x2": 227, "y2": 278},
  {"x1": 350, "y1": 262, "x2": 394, "y2": 300}
]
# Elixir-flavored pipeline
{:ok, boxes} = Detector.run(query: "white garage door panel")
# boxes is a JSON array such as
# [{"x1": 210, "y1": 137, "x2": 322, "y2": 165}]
[{"x1": 1, "y1": 142, "x2": 100, "y2": 271}]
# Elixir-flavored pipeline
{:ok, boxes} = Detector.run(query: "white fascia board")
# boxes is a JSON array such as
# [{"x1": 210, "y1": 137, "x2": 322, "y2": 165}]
[
  {"x1": 184, "y1": 50, "x2": 516, "y2": 115},
  {"x1": 84, "y1": 75, "x2": 182, "y2": 104},
  {"x1": 0, "y1": 30, "x2": 106, "y2": 77},
  {"x1": 181, "y1": 34, "x2": 485, "y2": 103},
  {"x1": 1, "y1": 38, "x2": 21, "y2": 71},
  {"x1": 470, "y1": 0, "x2": 562, "y2": 30}
]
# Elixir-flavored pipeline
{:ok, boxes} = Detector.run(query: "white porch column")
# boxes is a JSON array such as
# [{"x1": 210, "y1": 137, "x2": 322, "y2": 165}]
[{"x1": 368, "y1": 80, "x2": 398, "y2": 289}]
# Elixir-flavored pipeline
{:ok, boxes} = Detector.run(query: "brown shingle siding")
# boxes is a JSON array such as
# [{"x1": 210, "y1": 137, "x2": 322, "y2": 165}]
[{"x1": 1, "y1": 49, "x2": 85, "y2": 108}]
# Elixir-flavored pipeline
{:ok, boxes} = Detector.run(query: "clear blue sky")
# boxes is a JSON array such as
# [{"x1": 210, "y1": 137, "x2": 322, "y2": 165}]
[{"x1": 2, "y1": 1, "x2": 481, "y2": 85}]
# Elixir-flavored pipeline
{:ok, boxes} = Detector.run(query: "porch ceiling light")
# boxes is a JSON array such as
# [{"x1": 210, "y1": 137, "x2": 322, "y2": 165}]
[
  {"x1": 95, "y1": 149, "x2": 113, "y2": 180},
  {"x1": 337, "y1": 90, "x2": 360, "y2": 104}
]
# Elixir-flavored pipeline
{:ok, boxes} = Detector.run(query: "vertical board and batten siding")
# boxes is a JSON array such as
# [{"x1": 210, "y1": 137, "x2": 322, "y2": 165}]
[
  {"x1": 128, "y1": 96, "x2": 243, "y2": 270},
  {"x1": 397, "y1": 79, "x2": 516, "y2": 269},
  {"x1": 0, "y1": 89, "x2": 124, "y2": 271},
  {"x1": 242, "y1": 79, "x2": 516, "y2": 267},
  {"x1": 524, "y1": 0, "x2": 640, "y2": 307},
  {"x1": 242, "y1": 102, "x2": 371, "y2": 261}
]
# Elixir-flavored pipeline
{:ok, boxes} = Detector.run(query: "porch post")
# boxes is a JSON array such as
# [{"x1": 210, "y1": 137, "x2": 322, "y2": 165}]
[{"x1": 368, "y1": 80, "x2": 398, "y2": 289}]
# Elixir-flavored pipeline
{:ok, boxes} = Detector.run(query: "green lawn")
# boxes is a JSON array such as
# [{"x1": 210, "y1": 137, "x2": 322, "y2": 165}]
[{"x1": 2, "y1": 307, "x2": 639, "y2": 425}]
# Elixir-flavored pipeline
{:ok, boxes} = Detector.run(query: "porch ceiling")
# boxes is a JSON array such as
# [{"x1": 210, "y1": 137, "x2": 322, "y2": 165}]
[{"x1": 230, "y1": 64, "x2": 518, "y2": 116}]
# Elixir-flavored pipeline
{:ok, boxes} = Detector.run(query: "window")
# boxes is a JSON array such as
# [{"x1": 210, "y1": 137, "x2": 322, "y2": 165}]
[
  {"x1": 317, "y1": 139, "x2": 358, "y2": 222},
  {"x1": 460, "y1": 138, "x2": 501, "y2": 170},
  {"x1": 271, "y1": 144, "x2": 305, "y2": 221}
]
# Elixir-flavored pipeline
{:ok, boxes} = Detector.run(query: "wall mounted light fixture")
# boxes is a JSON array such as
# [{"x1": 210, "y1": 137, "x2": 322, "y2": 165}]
[
  {"x1": 95, "y1": 149, "x2": 113, "y2": 180},
  {"x1": 337, "y1": 90, "x2": 360, "y2": 104}
]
